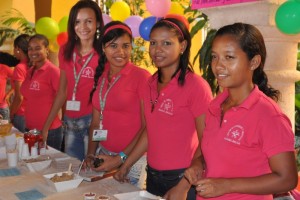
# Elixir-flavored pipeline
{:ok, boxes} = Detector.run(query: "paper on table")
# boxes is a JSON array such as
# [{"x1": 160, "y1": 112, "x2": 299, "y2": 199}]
[
  {"x1": 15, "y1": 189, "x2": 45, "y2": 200},
  {"x1": 114, "y1": 190, "x2": 161, "y2": 200}
]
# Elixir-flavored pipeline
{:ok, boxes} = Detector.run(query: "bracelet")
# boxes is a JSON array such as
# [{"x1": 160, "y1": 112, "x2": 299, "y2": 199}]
[{"x1": 119, "y1": 152, "x2": 128, "y2": 163}]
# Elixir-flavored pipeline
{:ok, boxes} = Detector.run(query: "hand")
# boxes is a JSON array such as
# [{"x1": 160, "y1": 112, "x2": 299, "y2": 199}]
[
  {"x1": 184, "y1": 163, "x2": 204, "y2": 185},
  {"x1": 194, "y1": 178, "x2": 229, "y2": 198},
  {"x1": 92, "y1": 154, "x2": 122, "y2": 172},
  {"x1": 113, "y1": 164, "x2": 130, "y2": 183},
  {"x1": 83, "y1": 154, "x2": 95, "y2": 170},
  {"x1": 163, "y1": 181, "x2": 189, "y2": 200},
  {"x1": 40, "y1": 129, "x2": 48, "y2": 144}
]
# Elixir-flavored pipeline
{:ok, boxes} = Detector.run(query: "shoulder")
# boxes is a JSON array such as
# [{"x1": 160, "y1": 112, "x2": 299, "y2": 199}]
[
  {"x1": 127, "y1": 63, "x2": 151, "y2": 78},
  {"x1": 185, "y1": 72, "x2": 212, "y2": 93}
]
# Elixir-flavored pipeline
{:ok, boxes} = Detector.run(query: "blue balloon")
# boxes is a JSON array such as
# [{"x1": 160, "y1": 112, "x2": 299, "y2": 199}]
[{"x1": 139, "y1": 16, "x2": 160, "y2": 41}]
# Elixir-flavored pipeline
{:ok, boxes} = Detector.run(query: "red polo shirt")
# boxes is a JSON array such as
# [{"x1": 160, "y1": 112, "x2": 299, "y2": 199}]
[{"x1": 0, "y1": 64, "x2": 13, "y2": 108}]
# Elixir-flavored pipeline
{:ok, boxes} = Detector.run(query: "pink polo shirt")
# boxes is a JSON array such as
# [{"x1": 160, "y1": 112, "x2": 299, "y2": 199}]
[
  {"x1": 199, "y1": 86, "x2": 294, "y2": 200},
  {"x1": 21, "y1": 60, "x2": 61, "y2": 130},
  {"x1": 59, "y1": 46, "x2": 99, "y2": 118},
  {"x1": 0, "y1": 64, "x2": 13, "y2": 108},
  {"x1": 145, "y1": 72, "x2": 212, "y2": 170},
  {"x1": 12, "y1": 60, "x2": 29, "y2": 115},
  {"x1": 92, "y1": 62, "x2": 150, "y2": 152}
]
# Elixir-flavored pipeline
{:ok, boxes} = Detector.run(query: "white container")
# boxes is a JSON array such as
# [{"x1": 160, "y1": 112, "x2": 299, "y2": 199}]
[
  {"x1": 7, "y1": 150, "x2": 18, "y2": 167},
  {"x1": 25, "y1": 157, "x2": 52, "y2": 172},
  {"x1": 43, "y1": 171, "x2": 83, "y2": 192}
]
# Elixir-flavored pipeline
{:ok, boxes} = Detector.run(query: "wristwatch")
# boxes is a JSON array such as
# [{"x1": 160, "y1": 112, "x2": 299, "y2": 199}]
[{"x1": 119, "y1": 152, "x2": 128, "y2": 163}]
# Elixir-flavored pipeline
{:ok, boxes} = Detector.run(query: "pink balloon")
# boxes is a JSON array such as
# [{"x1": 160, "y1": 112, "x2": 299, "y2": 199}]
[
  {"x1": 124, "y1": 16, "x2": 143, "y2": 38},
  {"x1": 146, "y1": 0, "x2": 171, "y2": 17},
  {"x1": 102, "y1": 14, "x2": 112, "y2": 25}
]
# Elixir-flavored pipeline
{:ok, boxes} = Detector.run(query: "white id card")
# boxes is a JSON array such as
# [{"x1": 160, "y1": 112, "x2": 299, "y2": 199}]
[
  {"x1": 92, "y1": 129, "x2": 108, "y2": 141},
  {"x1": 66, "y1": 100, "x2": 81, "y2": 111}
]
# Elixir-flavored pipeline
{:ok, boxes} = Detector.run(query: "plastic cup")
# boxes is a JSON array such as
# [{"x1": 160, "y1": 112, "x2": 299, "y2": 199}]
[
  {"x1": 7, "y1": 150, "x2": 18, "y2": 167},
  {"x1": 31, "y1": 146, "x2": 38, "y2": 158},
  {"x1": 21, "y1": 143, "x2": 30, "y2": 159}
]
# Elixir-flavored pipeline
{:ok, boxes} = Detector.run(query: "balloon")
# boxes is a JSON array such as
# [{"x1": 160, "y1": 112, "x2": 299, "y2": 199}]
[
  {"x1": 124, "y1": 16, "x2": 143, "y2": 38},
  {"x1": 58, "y1": 16, "x2": 69, "y2": 33},
  {"x1": 165, "y1": 14, "x2": 189, "y2": 30},
  {"x1": 56, "y1": 32, "x2": 68, "y2": 46},
  {"x1": 168, "y1": 2, "x2": 184, "y2": 15},
  {"x1": 49, "y1": 39, "x2": 59, "y2": 52},
  {"x1": 275, "y1": 1, "x2": 300, "y2": 34},
  {"x1": 146, "y1": 0, "x2": 171, "y2": 17},
  {"x1": 139, "y1": 16, "x2": 160, "y2": 41},
  {"x1": 102, "y1": 14, "x2": 112, "y2": 25},
  {"x1": 35, "y1": 17, "x2": 60, "y2": 39},
  {"x1": 110, "y1": 1, "x2": 130, "y2": 22}
]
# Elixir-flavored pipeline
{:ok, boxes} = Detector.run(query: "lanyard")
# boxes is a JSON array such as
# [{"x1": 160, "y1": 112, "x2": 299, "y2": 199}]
[
  {"x1": 98, "y1": 75, "x2": 121, "y2": 128},
  {"x1": 72, "y1": 52, "x2": 94, "y2": 100}
]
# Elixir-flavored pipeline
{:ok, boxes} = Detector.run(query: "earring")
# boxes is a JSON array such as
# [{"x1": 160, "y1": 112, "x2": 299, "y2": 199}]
[
  {"x1": 96, "y1": 29, "x2": 100, "y2": 40},
  {"x1": 180, "y1": 52, "x2": 184, "y2": 55},
  {"x1": 75, "y1": 35, "x2": 78, "y2": 41},
  {"x1": 17, "y1": 50, "x2": 20, "y2": 53}
]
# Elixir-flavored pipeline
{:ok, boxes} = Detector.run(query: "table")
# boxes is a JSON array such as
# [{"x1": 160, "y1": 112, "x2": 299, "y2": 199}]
[{"x1": 0, "y1": 146, "x2": 139, "y2": 200}]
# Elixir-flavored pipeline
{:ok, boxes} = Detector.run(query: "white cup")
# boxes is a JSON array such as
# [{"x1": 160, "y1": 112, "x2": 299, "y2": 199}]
[
  {"x1": 7, "y1": 150, "x2": 18, "y2": 167},
  {"x1": 21, "y1": 143, "x2": 30, "y2": 159},
  {"x1": 31, "y1": 146, "x2": 38, "y2": 158},
  {"x1": 17, "y1": 139, "x2": 24, "y2": 160}
]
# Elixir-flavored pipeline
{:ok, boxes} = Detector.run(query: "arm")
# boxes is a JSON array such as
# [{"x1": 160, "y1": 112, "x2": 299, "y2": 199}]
[
  {"x1": 10, "y1": 81, "x2": 22, "y2": 119},
  {"x1": 195, "y1": 152, "x2": 298, "y2": 198},
  {"x1": 164, "y1": 114, "x2": 206, "y2": 200},
  {"x1": 114, "y1": 127, "x2": 148, "y2": 183},
  {"x1": 5, "y1": 87, "x2": 14, "y2": 106},
  {"x1": 41, "y1": 70, "x2": 67, "y2": 142}
]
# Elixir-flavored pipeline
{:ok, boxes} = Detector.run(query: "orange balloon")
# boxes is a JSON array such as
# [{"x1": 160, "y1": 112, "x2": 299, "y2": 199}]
[{"x1": 56, "y1": 32, "x2": 68, "y2": 46}]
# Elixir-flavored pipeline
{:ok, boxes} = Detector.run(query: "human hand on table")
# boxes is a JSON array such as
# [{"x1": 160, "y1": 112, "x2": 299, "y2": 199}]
[
  {"x1": 194, "y1": 178, "x2": 229, "y2": 198},
  {"x1": 163, "y1": 183, "x2": 189, "y2": 200},
  {"x1": 91, "y1": 154, "x2": 122, "y2": 172},
  {"x1": 113, "y1": 164, "x2": 130, "y2": 183}
]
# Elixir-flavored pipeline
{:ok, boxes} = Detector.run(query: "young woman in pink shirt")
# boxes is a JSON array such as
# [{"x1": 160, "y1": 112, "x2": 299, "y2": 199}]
[
  {"x1": 187, "y1": 23, "x2": 297, "y2": 200},
  {"x1": 10, "y1": 34, "x2": 30, "y2": 132},
  {"x1": 21, "y1": 34, "x2": 62, "y2": 151},
  {"x1": 41, "y1": 0, "x2": 104, "y2": 160},
  {"x1": 0, "y1": 64, "x2": 13, "y2": 121},
  {"x1": 114, "y1": 18, "x2": 212, "y2": 199},
  {"x1": 84, "y1": 21, "x2": 150, "y2": 185}
]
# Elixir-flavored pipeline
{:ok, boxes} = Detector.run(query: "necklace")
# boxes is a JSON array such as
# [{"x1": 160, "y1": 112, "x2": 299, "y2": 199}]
[{"x1": 150, "y1": 88, "x2": 160, "y2": 113}]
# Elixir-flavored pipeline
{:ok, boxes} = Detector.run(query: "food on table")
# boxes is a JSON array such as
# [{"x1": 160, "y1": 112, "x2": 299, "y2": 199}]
[{"x1": 50, "y1": 172, "x2": 74, "y2": 182}]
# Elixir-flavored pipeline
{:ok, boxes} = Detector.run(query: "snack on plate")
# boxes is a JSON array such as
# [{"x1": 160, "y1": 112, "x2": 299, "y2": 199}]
[
  {"x1": 84, "y1": 192, "x2": 96, "y2": 200},
  {"x1": 50, "y1": 172, "x2": 74, "y2": 182},
  {"x1": 98, "y1": 195, "x2": 110, "y2": 200},
  {"x1": 0, "y1": 123, "x2": 12, "y2": 136}
]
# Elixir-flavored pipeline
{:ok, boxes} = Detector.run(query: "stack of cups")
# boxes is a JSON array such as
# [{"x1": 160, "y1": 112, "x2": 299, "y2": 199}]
[
  {"x1": 17, "y1": 137, "x2": 24, "y2": 161},
  {"x1": 21, "y1": 143, "x2": 30, "y2": 159},
  {"x1": 5, "y1": 134, "x2": 18, "y2": 168}
]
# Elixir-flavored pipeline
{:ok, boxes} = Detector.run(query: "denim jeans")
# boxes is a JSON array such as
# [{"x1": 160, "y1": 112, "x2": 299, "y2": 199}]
[
  {"x1": 0, "y1": 107, "x2": 10, "y2": 121},
  {"x1": 64, "y1": 114, "x2": 91, "y2": 161},
  {"x1": 47, "y1": 126, "x2": 63, "y2": 151},
  {"x1": 146, "y1": 165, "x2": 196, "y2": 200},
  {"x1": 12, "y1": 115, "x2": 26, "y2": 133}
]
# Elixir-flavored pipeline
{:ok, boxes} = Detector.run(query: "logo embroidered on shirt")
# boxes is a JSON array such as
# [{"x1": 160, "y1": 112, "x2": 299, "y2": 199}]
[
  {"x1": 81, "y1": 67, "x2": 94, "y2": 79},
  {"x1": 158, "y1": 98, "x2": 174, "y2": 115},
  {"x1": 29, "y1": 81, "x2": 40, "y2": 91},
  {"x1": 224, "y1": 125, "x2": 244, "y2": 145}
]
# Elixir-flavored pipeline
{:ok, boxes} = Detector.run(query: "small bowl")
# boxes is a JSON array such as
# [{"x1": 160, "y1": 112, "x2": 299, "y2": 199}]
[
  {"x1": 24, "y1": 156, "x2": 52, "y2": 172},
  {"x1": 43, "y1": 171, "x2": 83, "y2": 192},
  {"x1": 98, "y1": 195, "x2": 110, "y2": 200},
  {"x1": 84, "y1": 192, "x2": 96, "y2": 200}
]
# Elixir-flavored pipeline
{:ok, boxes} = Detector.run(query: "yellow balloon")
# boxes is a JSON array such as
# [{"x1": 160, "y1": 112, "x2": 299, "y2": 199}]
[
  {"x1": 49, "y1": 39, "x2": 59, "y2": 53},
  {"x1": 110, "y1": 1, "x2": 131, "y2": 22},
  {"x1": 168, "y1": 2, "x2": 184, "y2": 15}
]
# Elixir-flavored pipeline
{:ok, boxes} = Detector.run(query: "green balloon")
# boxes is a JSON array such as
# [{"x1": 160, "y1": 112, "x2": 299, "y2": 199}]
[
  {"x1": 275, "y1": 1, "x2": 300, "y2": 34},
  {"x1": 35, "y1": 17, "x2": 60, "y2": 39},
  {"x1": 58, "y1": 16, "x2": 69, "y2": 33}
]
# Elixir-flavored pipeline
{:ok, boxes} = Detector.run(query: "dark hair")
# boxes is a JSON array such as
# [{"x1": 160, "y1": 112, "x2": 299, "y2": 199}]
[
  {"x1": 214, "y1": 23, "x2": 280, "y2": 101},
  {"x1": 150, "y1": 17, "x2": 193, "y2": 86},
  {"x1": 14, "y1": 34, "x2": 30, "y2": 56},
  {"x1": 29, "y1": 34, "x2": 49, "y2": 47},
  {"x1": 90, "y1": 21, "x2": 133, "y2": 101},
  {"x1": 64, "y1": 0, "x2": 104, "y2": 61},
  {"x1": 0, "y1": 52, "x2": 19, "y2": 67}
]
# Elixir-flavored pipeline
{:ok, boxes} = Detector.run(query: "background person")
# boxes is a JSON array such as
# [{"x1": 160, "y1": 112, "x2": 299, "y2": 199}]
[
  {"x1": 21, "y1": 34, "x2": 62, "y2": 151},
  {"x1": 114, "y1": 18, "x2": 212, "y2": 200},
  {"x1": 84, "y1": 21, "x2": 150, "y2": 186},
  {"x1": 41, "y1": 0, "x2": 104, "y2": 160},
  {"x1": 190, "y1": 23, "x2": 297, "y2": 200}
]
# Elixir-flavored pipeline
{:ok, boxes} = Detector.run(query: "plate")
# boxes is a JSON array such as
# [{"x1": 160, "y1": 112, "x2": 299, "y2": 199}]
[{"x1": 114, "y1": 191, "x2": 162, "y2": 200}]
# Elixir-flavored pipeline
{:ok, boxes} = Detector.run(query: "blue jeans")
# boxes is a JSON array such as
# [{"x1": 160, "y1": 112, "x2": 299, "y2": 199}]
[
  {"x1": 146, "y1": 165, "x2": 196, "y2": 200},
  {"x1": 0, "y1": 107, "x2": 10, "y2": 121},
  {"x1": 64, "y1": 114, "x2": 91, "y2": 161},
  {"x1": 47, "y1": 126, "x2": 63, "y2": 151},
  {"x1": 12, "y1": 115, "x2": 26, "y2": 132}
]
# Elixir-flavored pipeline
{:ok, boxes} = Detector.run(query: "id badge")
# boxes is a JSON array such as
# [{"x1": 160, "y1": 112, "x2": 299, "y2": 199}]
[
  {"x1": 66, "y1": 100, "x2": 81, "y2": 111},
  {"x1": 92, "y1": 129, "x2": 108, "y2": 141}
]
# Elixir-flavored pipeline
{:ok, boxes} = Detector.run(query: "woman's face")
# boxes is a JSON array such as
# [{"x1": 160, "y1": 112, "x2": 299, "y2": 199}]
[
  {"x1": 103, "y1": 34, "x2": 132, "y2": 69},
  {"x1": 74, "y1": 8, "x2": 98, "y2": 42},
  {"x1": 28, "y1": 38, "x2": 48, "y2": 65},
  {"x1": 211, "y1": 35, "x2": 255, "y2": 90},
  {"x1": 149, "y1": 27, "x2": 186, "y2": 70}
]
